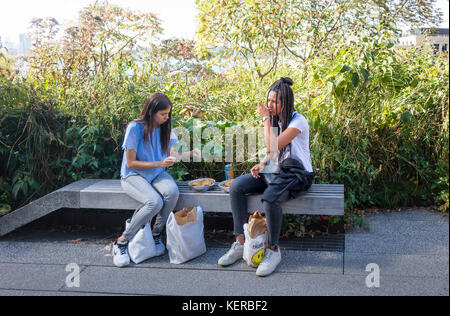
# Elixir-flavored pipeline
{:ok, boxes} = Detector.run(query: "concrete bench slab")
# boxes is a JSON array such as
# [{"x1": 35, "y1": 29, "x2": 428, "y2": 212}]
[{"x1": 0, "y1": 180, "x2": 344, "y2": 237}]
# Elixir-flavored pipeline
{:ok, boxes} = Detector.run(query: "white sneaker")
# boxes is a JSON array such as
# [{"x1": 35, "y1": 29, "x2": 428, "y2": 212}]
[
  {"x1": 153, "y1": 233, "x2": 165, "y2": 256},
  {"x1": 255, "y1": 247, "x2": 281, "y2": 277},
  {"x1": 112, "y1": 241, "x2": 130, "y2": 268},
  {"x1": 218, "y1": 241, "x2": 244, "y2": 266}
]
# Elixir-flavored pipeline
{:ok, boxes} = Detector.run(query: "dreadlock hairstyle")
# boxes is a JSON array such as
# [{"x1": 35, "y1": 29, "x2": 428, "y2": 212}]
[{"x1": 267, "y1": 77, "x2": 296, "y2": 161}]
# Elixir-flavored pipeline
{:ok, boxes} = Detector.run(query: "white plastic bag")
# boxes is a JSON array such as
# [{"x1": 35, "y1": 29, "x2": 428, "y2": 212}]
[
  {"x1": 166, "y1": 206, "x2": 207, "y2": 264},
  {"x1": 126, "y1": 219, "x2": 156, "y2": 264},
  {"x1": 243, "y1": 223, "x2": 266, "y2": 268}
]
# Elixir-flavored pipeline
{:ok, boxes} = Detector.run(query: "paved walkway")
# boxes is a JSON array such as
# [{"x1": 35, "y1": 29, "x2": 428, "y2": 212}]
[{"x1": 0, "y1": 209, "x2": 448, "y2": 296}]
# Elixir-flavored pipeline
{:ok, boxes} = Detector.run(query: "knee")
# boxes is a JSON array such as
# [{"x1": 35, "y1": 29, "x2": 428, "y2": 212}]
[
  {"x1": 164, "y1": 182, "x2": 179, "y2": 201},
  {"x1": 229, "y1": 177, "x2": 244, "y2": 195},
  {"x1": 145, "y1": 196, "x2": 164, "y2": 212}
]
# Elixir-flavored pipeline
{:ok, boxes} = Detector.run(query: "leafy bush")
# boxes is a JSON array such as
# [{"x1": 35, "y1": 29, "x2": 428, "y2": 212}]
[{"x1": 1, "y1": 2, "x2": 448, "y2": 236}]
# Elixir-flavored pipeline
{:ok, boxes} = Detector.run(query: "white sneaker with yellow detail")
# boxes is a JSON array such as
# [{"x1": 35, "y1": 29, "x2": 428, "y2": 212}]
[{"x1": 255, "y1": 247, "x2": 281, "y2": 277}]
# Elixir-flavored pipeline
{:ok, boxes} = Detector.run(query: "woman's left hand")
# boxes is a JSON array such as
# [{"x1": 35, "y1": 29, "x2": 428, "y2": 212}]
[
  {"x1": 257, "y1": 101, "x2": 270, "y2": 118},
  {"x1": 250, "y1": 163, "x2": 264, "y2": 179}
]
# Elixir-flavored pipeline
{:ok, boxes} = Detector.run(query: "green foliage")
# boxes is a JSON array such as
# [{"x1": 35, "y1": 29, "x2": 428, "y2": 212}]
[
  {"x1": 196, "y1": 0, "x2": 444, "y2": 79},
  {"x1": 1, "y1": 0, "x2": 448, "y2": 234},
  {"x1": 282, "y1": 215, "x2": 321, "y2": 237},
  {"x1": 301, "y1": 34, "x2": 449, "y2": 212}
]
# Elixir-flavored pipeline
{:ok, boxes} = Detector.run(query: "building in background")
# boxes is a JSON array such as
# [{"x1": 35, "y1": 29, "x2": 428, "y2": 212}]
[
  {"x1": 19, "y1": 34, "x2": 32, "y2": 56},
  {"x1": 0, "y1": 33, "x2": 32, "y2": 56},
  {"x1": 398, "y1": 28, "x2": 449, "y2": 55}
]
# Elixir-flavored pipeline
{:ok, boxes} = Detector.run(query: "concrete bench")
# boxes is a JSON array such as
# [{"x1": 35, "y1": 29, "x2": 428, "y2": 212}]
[{"x1": 0, "y1": 179, "x2": 344, "y2": 237}]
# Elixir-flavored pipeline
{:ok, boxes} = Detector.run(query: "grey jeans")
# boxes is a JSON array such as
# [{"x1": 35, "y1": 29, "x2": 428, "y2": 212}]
[{"x1": 121, "y1": 172, "x2": 179, "y2": 241}]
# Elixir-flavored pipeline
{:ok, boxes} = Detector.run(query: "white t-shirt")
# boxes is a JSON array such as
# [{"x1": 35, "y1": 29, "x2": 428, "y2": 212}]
[{"x1": 278, "y1": 111, "x2": 313, "y2": 172}]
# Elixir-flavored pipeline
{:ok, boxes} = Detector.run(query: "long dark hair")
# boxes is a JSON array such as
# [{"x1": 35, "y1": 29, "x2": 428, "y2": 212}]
[
  {"x1": 267, "y1": 77, "x2": 295, "y2": 160},
  {"x1": 133, "y1": 92, "x2": 173, "y2": 155}
]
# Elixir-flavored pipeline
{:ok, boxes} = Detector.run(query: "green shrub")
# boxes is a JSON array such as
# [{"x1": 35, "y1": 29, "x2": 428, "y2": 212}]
[{"x1": 1, "y1": 4, "x2": 448, "y2": 235}]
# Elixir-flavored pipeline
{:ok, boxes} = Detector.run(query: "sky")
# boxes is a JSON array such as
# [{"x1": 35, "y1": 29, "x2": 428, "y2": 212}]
[
  {"x1": 0, "y1": 0, "x2": 449, "y2": 44},
  {"x1": 0, "y1": 0, "x2": 198, "y2": 42}
]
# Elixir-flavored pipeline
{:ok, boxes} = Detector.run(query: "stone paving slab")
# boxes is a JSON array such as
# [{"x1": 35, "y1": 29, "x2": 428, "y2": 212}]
[
  {"x1": 58, "y1": 265, "x2": 448, "y2": 296},
  {"x1": 362, "y1": 210, "x2": 448, "y2": 223},
  {"x1": 345, "y1": 210, "x2": 449, "y2": 256},
  {"x1": 0, "y1": 260, "x2": 446, "y2": 296},
  {"x1": 343, "y1": 209, "x2": 449, "y2": 289},
  {"x1": 0, "y1": 262, "x2": 72, "y2": 292},
  {"x1": 0, "y1": 289, "x2": 119, "y2": 296},
  {"x1": 345, "y1": 234, "x2": 449, "y2": 255},
  {"x1": 0, "y1": 209, "x2": 448, "y2": 296},
  {"x1": 0, "y1": 241, "x2": 343, "y2": 275},
  {"x1": 0, "y1": 241, "x2": 112, "y2": 266},
  {"x1": 344, "y1": 253, "x2": 449, "y2": 278},
  {"x1": 134, "y1": 249, "x2": 343, "y2": 275},
  {"x1": 361, "y1": 220, "x2": 449, "y2": 237}
]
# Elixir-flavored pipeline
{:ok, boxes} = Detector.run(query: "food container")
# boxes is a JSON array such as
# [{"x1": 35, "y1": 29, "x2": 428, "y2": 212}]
[
  {"x1": 218, "y1": 179, "x2": 233, "y2": 193},
  {"x1": 188, "y1": 178, "x2": 216, "y2": 192}
]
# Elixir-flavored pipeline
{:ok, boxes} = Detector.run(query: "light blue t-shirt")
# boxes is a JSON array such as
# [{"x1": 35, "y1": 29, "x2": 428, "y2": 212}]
[{"x1": 120, "y1": 121, "x2": 179, "y2": 183}]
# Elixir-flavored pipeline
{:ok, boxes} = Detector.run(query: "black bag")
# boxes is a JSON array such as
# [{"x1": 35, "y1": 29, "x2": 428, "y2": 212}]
[{"x1": 260, "y1": 143, "x2": 316, "y2": 203}]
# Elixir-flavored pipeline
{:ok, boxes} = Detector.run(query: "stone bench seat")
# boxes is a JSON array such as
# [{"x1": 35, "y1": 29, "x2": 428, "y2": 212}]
[{"x1": 0, "y1": 179, "x2": 344, "y2": 236}]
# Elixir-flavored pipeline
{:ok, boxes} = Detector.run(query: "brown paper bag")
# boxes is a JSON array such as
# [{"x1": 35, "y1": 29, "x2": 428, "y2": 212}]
[
  {"x1": 248, "y1": 211, "x2": 267, "y2": 239},
  {"x1": 174, "y1": 206, "x2": 197, "y2": 226}
]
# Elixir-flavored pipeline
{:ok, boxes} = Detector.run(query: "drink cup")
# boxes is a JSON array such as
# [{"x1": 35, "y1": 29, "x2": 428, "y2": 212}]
[{"x1": 225, "y1": 164, "x2": 234, "y2": 180}]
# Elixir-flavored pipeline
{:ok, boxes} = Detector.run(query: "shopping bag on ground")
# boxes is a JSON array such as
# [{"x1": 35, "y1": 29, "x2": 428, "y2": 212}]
[
  {"x1": 166, "y1": 206, "x2": 207, "y2": 264},
  {"x1": 126, "y1": 219, "x2": 157, "y2": 264},
  {"x1": 248, "y1": 211, "x2": 267, "y2": 238},
  {"x1": 243, "y1": 211, "x2": 267, "y2": 267}
]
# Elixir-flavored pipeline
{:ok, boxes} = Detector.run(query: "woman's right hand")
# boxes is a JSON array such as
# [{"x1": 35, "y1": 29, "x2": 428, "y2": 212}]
[
  {"x1": 257, "y1": 101, "x2": 270, "y2": 118},
  {"x1": 250, "y1": 163, "x2": 264, "y2": 179},
  {"x1": 160, "y1": 157, "x2": 175, "y2": 168}
]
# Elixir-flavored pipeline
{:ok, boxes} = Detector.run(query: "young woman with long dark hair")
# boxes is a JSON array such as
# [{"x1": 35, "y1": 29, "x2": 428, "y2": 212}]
[
  {"x1": 113, "y1": 92, "x2": 200, "y2": 267},
  {"x1": 218, "y1": 77, "x2": 314, "y2": 277}
]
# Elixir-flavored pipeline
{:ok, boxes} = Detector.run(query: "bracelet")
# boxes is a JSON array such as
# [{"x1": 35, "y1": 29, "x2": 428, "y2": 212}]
[{"x1": 262, "y1": 116, "x2": 270, "y2": 123}]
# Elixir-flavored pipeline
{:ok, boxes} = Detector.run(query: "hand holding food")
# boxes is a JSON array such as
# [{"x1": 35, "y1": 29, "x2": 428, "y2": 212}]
[{"x1": 161, "y1": 157, "x2": 176, "y2": 167}]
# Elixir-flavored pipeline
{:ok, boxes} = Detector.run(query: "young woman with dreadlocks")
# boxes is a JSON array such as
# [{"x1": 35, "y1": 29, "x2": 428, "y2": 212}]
[{"x1": 218, "y1": 77, "x2": 314, "y2": 277}]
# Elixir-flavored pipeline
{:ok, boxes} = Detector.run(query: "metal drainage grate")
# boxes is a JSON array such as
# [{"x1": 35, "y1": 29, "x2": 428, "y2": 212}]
[
  {"x1": 279, "y1": 234, "x2": 345, "y2": 252},
  {"x1": 206, "y1": 233, "x2": 345, "y2": 253}
]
